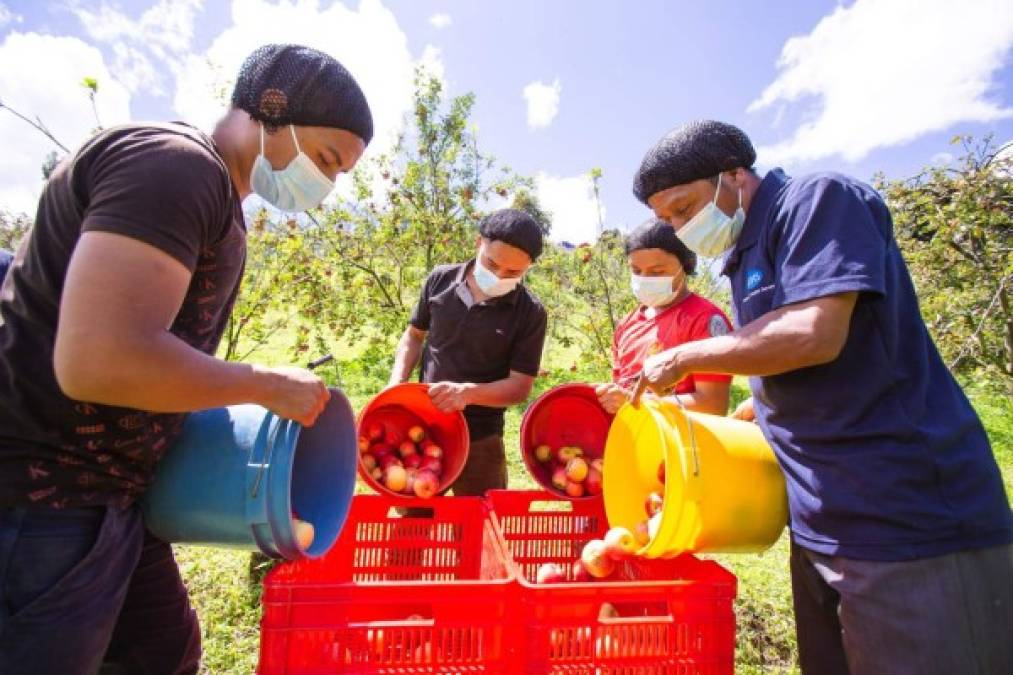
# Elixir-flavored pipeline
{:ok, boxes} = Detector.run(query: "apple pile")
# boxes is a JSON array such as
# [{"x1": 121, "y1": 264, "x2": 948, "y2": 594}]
[
  {"x1": 534, "y1": 525, "x2": 642, "y2": 584},
  {"x1": 531, "y1": 443, "x2": 603, "y2": 498},
  {"x1": 359, "y1": 422, "x2": 444, "y2": 498}
]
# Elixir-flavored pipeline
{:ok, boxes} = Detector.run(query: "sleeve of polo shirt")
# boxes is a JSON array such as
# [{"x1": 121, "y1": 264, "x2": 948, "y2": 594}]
[
  {"x1": 509, "y1": 303, "x2": 548, "y2": 377},
  {"x1": 409, "y1": 271, "x2": 437, "y2": 331},
  {"x1": 772, "y1": 176, "x2": 888, "y2": 309}
]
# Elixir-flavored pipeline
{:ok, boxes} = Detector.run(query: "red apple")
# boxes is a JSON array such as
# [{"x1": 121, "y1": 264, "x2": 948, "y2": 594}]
[
  {"x1": 571, "y1": 559, "x2": 592, "y2": 582},
  {"x1": 408, "y1": 425, "x2": 426, "y2": 443},
  {"x1": 403, "y1": 454, "x2": 422, "y2": 470},
  {"x1": 384, "y1": 465, "x2": 407, "y2": 492},
  {"x1": 413, "y1": 470, "x2": 439, "y2": 498},
  {"x1": 292, "y1": 518, "x2": 314, "y2": 549},
  {"x1": 384, "y1": 429, "x2": 400, "y2": 446},
  {"x1": 634, "y1": 520, "x2": 651, "y2": 547},
  {"x1": 566, "y1": 457, "x2": 588, "y2": 482},
  {"x1": 367, "y1": 422, "x2": 384, "y2": 441},
  {"x1": 380, "y1": 454, "x2": 402, "y2": 471},
  {"x1": 361, "y1": 454, "x2": 378, "y2": 472},
  {"x1": 358, "y1": 437, "x2": 370, "y2": 453},
  {"x1": 404, "y1": 468, "x2": 417, "y2": 494},
  {"x1": 590, "y1": 458, "x2": 604, "y2": 474},
  {"x1": 422, "y1": 443, "x2": 443, "y2": 460},
  {"x1": 372, "y1": 443, "x2": 394, "y2": 458},
  {"x1": 565, "y1": 480, "x2": 585, "y2": 498},
  {"x1": 534, "y1": 444, "x2": 553, "y2": 463},
  {"x1": 398, "y1": 440, "x2": 417, "y2": 458},
  {"x1": 645, "y1": 491, "x2": 664, "y2": 517},
  {"x1": 551, "y1": 467, "x2": 569, "y2": 492},
  {"x1": 580, "y1": 539, "x2": 615, "y2": 579},
  {"x1": 535, "y1": 562, "x2": 566, "y2": 584},
  {"x1": 419, "y1": 456, "x2": 442, "y2": 475},
  {"x1": 556, "y1": 446, "x2": 579, "y2": 463},
  {"x1": 584, "y1": 468, "x2": 603, "y2": 495},
  {"x1": 603, "y1": 526, "x2": 637, "y2": 560},
  {"x1": 370, "y1": 466, "x2": 384, "y2": 482},
  {"x1": 657, "y1": 461, "x2": 666, "y2": 484}
]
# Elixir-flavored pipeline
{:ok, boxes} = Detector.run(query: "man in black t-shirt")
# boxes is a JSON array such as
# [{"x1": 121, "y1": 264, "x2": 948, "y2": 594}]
[
  {"x1": 389, "y1": 209, "x2": 548, "y2": 496},
  {"x1": 0, "y1": 45, "x2": 372, "y2": 673}
]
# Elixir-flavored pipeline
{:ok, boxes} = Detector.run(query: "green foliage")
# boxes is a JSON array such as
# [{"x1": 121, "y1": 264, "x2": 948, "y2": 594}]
[
  {"x1": 0, "y1": 210, "x2": 30, "y2": 251},
  {"x1": 878, "y1": 136, "x2": 1012, "y2": 393}
]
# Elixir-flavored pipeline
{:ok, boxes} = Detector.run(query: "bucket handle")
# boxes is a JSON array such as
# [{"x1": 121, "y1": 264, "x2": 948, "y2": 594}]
[
  {"x1": 670, "y1": 395, "x2": 701, "y2": 478},
  {"x1": 249, "y1": 417, "x2": 282, "y2": 499}
]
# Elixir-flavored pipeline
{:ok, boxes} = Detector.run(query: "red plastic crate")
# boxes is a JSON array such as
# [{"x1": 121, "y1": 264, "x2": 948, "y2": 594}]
[
  {"x1": 259, "y1": 495, "x2": 515, "y2": 674},
  {"x1": 485, "y1": 490, "x2": 737, "y2": 675}
]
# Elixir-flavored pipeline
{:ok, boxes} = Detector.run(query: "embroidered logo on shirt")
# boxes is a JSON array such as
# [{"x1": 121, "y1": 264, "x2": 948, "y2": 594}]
[
  {"x1": 746, "y1": 268, "x2": 764, "y2": 292},
  {"x1": 708, "y1": 315, "x2": 730, "y2": 337}
]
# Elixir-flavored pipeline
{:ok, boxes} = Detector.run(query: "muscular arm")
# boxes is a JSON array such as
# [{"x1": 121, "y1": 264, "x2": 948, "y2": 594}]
[
  {"x1": 53, "y1": 232, "x2": 326, "y2": 423},
  {"x1": 636, "y1": 293, "x2": 858, "y2": 400}
]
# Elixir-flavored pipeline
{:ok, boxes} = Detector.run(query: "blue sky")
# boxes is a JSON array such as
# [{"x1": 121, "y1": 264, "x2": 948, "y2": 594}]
[{"x1": 1, "y1": 0, "x2": 1011, "y2": 242}]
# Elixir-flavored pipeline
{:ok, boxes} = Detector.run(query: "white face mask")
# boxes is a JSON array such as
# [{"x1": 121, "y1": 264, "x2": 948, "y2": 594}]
[
  {"x1": 676, "y1": 175, "x2": 745, "y2": 257},
  {"x1": 250, "y1": 124, "x2": 334, "y2": 213},
  {"x1": 474, "y1": 256, "x2": 523, "y2": 297},
  {"x1": 631, "y1": 274, "x2": 678, "y2": 308}
]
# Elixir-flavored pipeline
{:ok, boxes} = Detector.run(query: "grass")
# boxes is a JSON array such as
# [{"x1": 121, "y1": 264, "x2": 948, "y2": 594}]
[{"x1": 175, "y1": 379, "x2": 1011, "y2": 674}]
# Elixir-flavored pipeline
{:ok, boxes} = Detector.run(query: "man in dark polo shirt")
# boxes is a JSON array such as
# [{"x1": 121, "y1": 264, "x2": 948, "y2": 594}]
[
  {"x1": 0, "y1": 45, "x2": 372, "y2": 673},
  {"x1": 631, "y1": 120, "x2": 1012, "y2": 675},
  {"x1": 390, "y1": 209, "x2": 548, "y2": 495}
]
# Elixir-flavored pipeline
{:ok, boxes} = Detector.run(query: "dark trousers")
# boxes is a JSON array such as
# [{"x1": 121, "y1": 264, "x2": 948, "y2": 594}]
[
  {"x1": 450, "y1": 434, "x2": 507, "y2": 497},
  {"x1": 0, "y1": 505, "x2": 201, "y2": 675},
  {"x1": 790, "y1": 538, "x2": 1013, "y2": 675}
]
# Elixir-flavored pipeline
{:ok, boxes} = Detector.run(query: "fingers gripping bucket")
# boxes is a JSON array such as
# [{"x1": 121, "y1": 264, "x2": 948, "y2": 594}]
[
  {"x1": 142, "y1": 388, "x2": 358, "y2": 560},
  {"x1": 603, "y1": 398, "x2": 788, "y2": 558}
]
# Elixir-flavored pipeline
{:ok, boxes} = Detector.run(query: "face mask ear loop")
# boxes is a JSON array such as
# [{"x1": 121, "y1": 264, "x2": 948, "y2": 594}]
[
  {"x1": 289, "y1": 125, "x2": 302, "y2": 154},
  {"x1": 712, "y1": 173, "x2": 723, "y2": 205},
  {"x1": 259, "y1": 123, "x2": 266, "y2": 156}
]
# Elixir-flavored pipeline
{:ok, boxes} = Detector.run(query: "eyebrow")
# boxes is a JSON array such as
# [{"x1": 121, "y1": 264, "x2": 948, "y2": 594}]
[{"x1": 325, "y1": 142, "x2": 345, "y2": 170}]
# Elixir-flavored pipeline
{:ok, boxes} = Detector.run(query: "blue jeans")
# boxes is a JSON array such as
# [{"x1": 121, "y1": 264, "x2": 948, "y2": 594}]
[{"x1": 0, "y1": 505, "x2": 200, "y2": 674}]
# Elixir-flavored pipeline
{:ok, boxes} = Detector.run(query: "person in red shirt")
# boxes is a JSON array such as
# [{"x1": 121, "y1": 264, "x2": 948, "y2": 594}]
[{"x1": 596, "y1": 218, "x2": 732, "y2": 415}]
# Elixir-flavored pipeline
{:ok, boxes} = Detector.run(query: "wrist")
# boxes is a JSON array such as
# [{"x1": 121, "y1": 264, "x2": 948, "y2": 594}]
[
  {"x1": 246, "y1": 363, "x2": 278, "y2": 407},
  {"x1": 460, "y1": 382, "x2": 478, "y2": 405}
]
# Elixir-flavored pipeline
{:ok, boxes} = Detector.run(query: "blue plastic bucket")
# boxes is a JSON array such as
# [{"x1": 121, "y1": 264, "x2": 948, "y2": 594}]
[{"x1": 141, "y1": 388, "x2": 357, "y2": 560}]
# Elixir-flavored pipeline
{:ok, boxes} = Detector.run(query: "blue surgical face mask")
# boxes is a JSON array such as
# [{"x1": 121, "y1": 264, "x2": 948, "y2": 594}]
[
  {"x1": 631, "y1": 274, "x2": 678, "y2": 308},
  {"x1": 676, "y1": 175, "x2": 745, "y2": 257},
  {"x1": 474, "y1": 256, "x2": 523, "y2": 297},
  {"x1": 250, "y1": 124, "x2": 334, "y2": 212}
]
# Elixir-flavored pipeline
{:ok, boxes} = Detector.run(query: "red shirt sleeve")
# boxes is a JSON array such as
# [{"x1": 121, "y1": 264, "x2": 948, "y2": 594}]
[{"x1": 684, "y1": 300, "x2": 734, "y2": 384}]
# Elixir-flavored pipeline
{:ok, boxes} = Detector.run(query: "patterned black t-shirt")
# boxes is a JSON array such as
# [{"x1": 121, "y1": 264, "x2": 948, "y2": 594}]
[{"x1": 0, "y1": 123, "x2": 245, "y2": 509}]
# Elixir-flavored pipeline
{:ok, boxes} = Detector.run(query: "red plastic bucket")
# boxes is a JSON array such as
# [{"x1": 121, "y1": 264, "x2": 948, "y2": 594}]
[
  {"x1": 519, "y1": 383, "x2": 615, "y2": 500},
  {"x1": 356, "y1": 383, "x2": 469, "y2": 498}
]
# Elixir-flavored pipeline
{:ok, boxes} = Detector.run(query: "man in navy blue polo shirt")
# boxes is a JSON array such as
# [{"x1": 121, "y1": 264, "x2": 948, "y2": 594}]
[{"x1": 631, "y1": 120, "x2": 1012, "y2": 675}]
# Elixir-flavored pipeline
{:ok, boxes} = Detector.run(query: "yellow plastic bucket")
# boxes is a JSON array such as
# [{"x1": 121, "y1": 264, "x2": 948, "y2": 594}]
[{"x1": 603, "y1": 398, "x2": 788, "y2": 558}]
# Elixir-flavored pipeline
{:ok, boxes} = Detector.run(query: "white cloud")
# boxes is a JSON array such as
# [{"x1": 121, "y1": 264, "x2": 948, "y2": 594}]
[
  {"x1": 523, "y1": 78, "x2": 561, "y2": 129},
  {"x1": 429, "y1": 13, "x2": 452, "y2": 29},
  {"x1": 0, "y1": 32, "x2": 132, "y2": 214},
  {"x1": 0, "y1": 2, "x2": 21, "y2": 27},
  {"x1": 535, "y1": 171, "x2": 605, "y2": 244},
  {"x1": 72, "y1": 0, "x2": 204, "y2": 95},
  {"x1": 173, "y1": 0, "x2": 439, "y2": 164},
  {"x1": 418, "y1": 44, "x2": 446, "y2": 86},
  {"x1": 749, "y1": 0, "x2": 1013, "y2": 165}
]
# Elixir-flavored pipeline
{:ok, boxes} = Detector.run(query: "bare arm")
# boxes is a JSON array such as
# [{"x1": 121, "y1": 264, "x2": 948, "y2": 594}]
[
  {"x1": 663, "y1": 379, "x2": 731, "y2": 416},
  {"x1": 635, "y1": 293, "x2": 858, "y2": 401},
  {"x1": 54, "y1": 232, "x2": 328, "y2": 425},
  {"x1": 389, "y1": 325, "x2": 426, "y2": 386}
]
